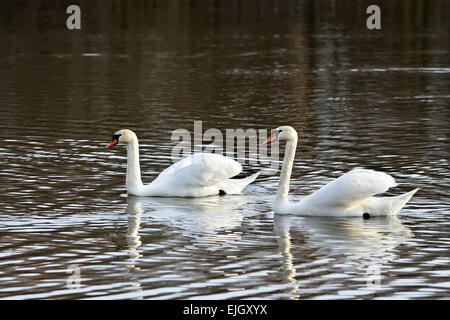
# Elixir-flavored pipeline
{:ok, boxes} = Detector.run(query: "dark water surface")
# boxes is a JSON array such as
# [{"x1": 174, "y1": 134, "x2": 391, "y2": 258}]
[{"x1": 0, "y1": 1, "x2": 449, "y2": 299}]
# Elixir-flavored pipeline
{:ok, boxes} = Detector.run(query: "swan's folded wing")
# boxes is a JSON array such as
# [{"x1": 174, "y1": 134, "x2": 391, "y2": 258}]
[
  {"x1": 154, "y1": 153, "x2": 242, "y2": 188},
  {"x1": 301, "y1": 169, "x2": 397, "y2": 208}
]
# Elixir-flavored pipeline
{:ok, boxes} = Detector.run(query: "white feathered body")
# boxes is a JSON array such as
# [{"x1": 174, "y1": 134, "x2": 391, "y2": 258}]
[
  {"x1": 131, "y1": 153, "x2": 260, "y2": 197},
  {"x1": 276, "y1": 169, "x2": 419, "y2": 216}
]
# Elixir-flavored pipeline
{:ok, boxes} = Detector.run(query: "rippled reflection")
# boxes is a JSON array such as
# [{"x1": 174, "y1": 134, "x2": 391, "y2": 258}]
[
  {"x1": 126, "y1": 195, "x2": 250, "y2": 244},
  {"x1": 274, "y1": 215, "x2": 414, "y2": 299},
  {"x1": 122, "y1": 197, "x2": 144, "y2": 300}
]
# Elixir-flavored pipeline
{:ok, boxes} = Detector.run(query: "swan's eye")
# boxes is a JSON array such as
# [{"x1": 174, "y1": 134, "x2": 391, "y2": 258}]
[{"x1": 278, "y1": 130, "x2": 283, "y2": 133}]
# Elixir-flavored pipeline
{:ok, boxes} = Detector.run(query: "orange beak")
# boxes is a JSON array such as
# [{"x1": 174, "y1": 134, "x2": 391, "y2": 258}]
[
  {"x1": 106, "y1": 139, "x2": 118, "y2": 149},
  {"x1": 263, "y1": 134, "x2": 277, "y2": 145}
]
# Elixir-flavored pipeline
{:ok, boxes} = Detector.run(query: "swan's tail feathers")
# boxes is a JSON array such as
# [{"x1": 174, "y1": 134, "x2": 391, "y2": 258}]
[
  {"x1": 217, "y1": 171, "x2": 261, "y2": 194},
  {"x1": 366, "y1": 187, "x2": 420, "y2": 216},
  {"x1": 399, "y1": 187, "x2": 420, "y2": 205},
  {"x1": 239, "y1": 171, "x2": 261, "y2": 186},
  {"x1": 391, "y1": 187, "x2": 420, "y2": 214}
]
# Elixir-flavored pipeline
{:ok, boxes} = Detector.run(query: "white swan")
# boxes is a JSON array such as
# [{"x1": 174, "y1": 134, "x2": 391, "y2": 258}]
[
  {"x1": 264, "y1": 126, "x2": 419, "y2": 217},
  {"x1": 106, "y1": 129, "x2": 260, "y2": 197}
]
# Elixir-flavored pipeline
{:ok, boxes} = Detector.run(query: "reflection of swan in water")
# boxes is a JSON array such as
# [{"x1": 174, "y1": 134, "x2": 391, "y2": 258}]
[
  {"x1": 273, "y1": 215, "x2": 413, "y2": 298},
  {"x1": 112, "y1": 195, "x2": 253, "y2": 299},
  {"x1": 273, "y1": 215, "x2": 301, "y2": 299},
  {"x1": 297, "y1": 215, "x2": 412, "y2": 262},
  {"x1": 120, "y1": 194, "x2": 254, "y2": 248},
  {"x1": 126, "y1": 195, "x2": 255, "y2": 245},
  {"x1": 125, "y1": 197, "x2": 143, "y2": 259},
  {"x1": 116, "y1": 196, "x2": 145, "y2": 299}
]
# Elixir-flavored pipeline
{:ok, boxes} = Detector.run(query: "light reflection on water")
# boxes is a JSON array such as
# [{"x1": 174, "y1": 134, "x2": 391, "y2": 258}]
[{"x1": 0, "y1": 1, "x2": 449, "y2": 299}]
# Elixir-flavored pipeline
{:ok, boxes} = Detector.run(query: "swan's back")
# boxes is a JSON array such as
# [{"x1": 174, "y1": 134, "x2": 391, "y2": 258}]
[
  {"x1": 300, "y1": 169, "x2": 397, "y2": 208},
  {"x1": 155, "y1": 153, "x2": 242, "y2": 188}
]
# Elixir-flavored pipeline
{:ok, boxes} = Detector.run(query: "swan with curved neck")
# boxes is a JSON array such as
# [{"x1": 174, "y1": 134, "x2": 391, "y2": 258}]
[
  {"x1": 106, "y1": 129, "x2": 260, "y2": 197},
  {"x1": 264, "y1": 126, "x2": 419, "y2": 217}
]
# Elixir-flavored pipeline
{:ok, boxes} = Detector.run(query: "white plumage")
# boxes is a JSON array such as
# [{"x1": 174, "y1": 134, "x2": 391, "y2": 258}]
[
  {"x1": 300, "y1": 169, "x2": 397, "y2": 208},
  {"x1": 156, "y1": 153, "x2": 242, "y2": 188},
  {"x1": 107, "y1": 129, "x2": 260, "y2": 197},
  {"x1": 268, "y1": 126, "x2": 419, "y2": 216}
]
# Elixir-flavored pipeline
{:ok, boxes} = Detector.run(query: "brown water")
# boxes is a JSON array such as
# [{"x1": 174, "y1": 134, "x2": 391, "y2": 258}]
[{"x1": 0, "y1": 1, "x2": 449, "y2": 299}]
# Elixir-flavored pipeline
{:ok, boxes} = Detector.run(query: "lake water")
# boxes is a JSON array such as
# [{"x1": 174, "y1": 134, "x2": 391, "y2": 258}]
[{"x1": 0, "y1": 1, "x2": 448, "y2": 299}]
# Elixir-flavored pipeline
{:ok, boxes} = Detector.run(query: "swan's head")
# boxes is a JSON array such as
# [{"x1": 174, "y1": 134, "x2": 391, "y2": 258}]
[
  {"x1": 106, "y1": 129, "x2": 137, "y2": 149},
  {"x1": 263, "y1": 126, "x2": 297, "y2": 145}
]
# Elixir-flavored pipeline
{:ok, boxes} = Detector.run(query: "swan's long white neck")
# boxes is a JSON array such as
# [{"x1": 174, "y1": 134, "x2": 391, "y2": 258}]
[
  {"x1": 276, "y1": 136, "x2": 297, "y2": 207},
  {"x1": 126, "y1": 137, "x2": 143, "y2": 193}
]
